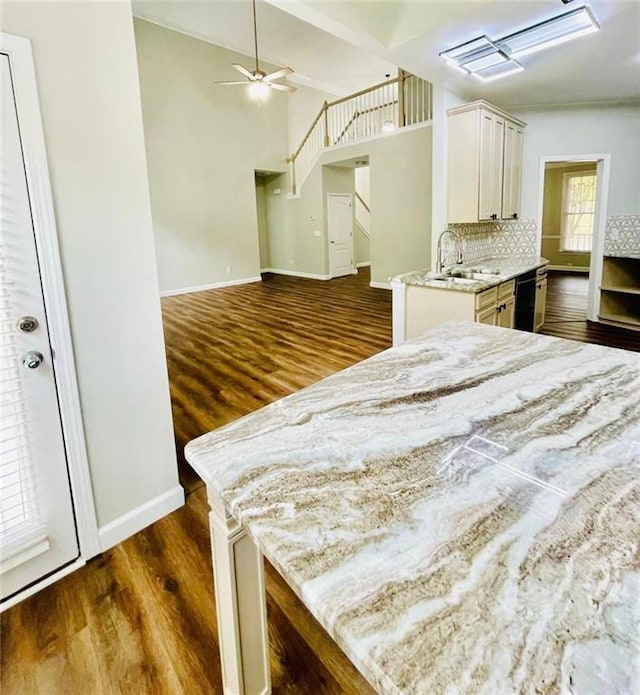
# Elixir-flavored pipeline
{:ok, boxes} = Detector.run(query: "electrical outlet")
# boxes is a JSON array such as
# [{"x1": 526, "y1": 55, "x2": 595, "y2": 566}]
[
  {"x1": 289, "y1": 258, "x2": 294, "y2": 266},
  {"x1": 226, "y1": 265, "x2": 232, "y2": 274},
  {"x1": 313, "y1": 230, "x2": 321, "y2": 237}
]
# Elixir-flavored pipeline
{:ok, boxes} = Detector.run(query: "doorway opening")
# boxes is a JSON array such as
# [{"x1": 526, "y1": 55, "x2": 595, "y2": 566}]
[
  {"x1": 254, "y1": 170, "x2": 285, "y2": 273},
  {"x1": 536, "y1": 155, "x2": 610, "y2": 326}
]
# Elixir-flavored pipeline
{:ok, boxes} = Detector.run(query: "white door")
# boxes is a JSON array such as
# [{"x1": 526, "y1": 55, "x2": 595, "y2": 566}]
[
  {"x1": 1, "y1": 53, "x2": 79, "y2": 602},
  {"x1": 328, "y1": 194, "x2": 354, "y2": 278}
]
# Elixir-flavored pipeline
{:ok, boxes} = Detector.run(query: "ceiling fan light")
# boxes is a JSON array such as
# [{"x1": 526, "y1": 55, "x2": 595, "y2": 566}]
[{"x1": 248, "y1": 81, "x2": 270, "y2": 103}]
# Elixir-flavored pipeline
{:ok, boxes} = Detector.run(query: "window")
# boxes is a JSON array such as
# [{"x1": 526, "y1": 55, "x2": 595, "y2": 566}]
[{"x1": 560, "y1": 172, "x2": 596, "y2": 252}]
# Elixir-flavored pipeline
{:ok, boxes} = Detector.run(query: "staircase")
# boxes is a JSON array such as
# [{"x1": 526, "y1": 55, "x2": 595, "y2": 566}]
[{"x1": 288, "y1": 70, "x2": 433, "y2": 195}]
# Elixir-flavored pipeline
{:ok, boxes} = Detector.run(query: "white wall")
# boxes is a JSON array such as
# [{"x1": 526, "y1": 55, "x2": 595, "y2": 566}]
[
  {"x1": 3, "y1": 1, "x2": 180, "y2": 532},
  {"x1": 134, "y1": 18, "x2": 291, "y2": 292},
  {"x1": 512, "y1": 103, "x2": 640, "y2": 219}
]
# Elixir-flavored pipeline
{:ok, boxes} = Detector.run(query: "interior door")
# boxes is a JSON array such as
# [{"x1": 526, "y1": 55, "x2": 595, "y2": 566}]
[
  {"x1": 1, "y1": 53, "x2": 79, "y2": 602},
  {"x1": 328, "y1": 194, "x2": 354, "y2": 278}
]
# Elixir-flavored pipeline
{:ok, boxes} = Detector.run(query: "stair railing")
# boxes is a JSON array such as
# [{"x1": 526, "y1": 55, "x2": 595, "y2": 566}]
[{"x1": 288, "y1": 70, "x2": 432, "y2": 195}]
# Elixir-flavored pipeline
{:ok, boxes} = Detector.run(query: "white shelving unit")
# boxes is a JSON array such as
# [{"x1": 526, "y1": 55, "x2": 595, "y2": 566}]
[{"x1": 599, "y1": 256, "x2": 640, "y2": 331}]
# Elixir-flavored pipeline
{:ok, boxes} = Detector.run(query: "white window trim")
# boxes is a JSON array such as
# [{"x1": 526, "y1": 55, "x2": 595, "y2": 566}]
[
  {"x1": 0, "y1": 33, "x2": 100, "y2": 571},
  {"x1": 560, "y1": 171, "x2": 596, "y2": 253}
]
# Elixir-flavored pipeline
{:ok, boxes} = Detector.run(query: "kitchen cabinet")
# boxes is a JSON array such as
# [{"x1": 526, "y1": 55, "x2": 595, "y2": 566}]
[
  {"x1": 534, "y1": 277, "x2": 547, "y2": 332},
  {"x1": 402, "y1": 279, "x2": 515, "y2": 340},
  {"x1": 447, "y1": 100, "x2": 526, "y2": 223},
  {"x1": 502, "y1": 122, "x2": 525, "y2": 220}
]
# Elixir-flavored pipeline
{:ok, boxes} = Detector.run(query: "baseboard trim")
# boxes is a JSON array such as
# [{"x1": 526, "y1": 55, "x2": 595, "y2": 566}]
[
  {"x1": 356, "y1": 262, "x2": 371, "y2": 268},
  {"x1": 547, "y1": 265, "x2": 590, "y2": 273},
  {"x1": 161, "y1": 276, "x2": 262, "y2": 297},
  {"x1": 263, "y1": 268, "x2": 331, "y2": 280},
  {"x1": 1, "y1": 557, "x2": 86, "y2": 612},
  {"x1": 98, "y1": 486, "x2": 185, "y2": 552},
  {"x1": 370, "y1": 281, "x2": 391, "y2": 290}
]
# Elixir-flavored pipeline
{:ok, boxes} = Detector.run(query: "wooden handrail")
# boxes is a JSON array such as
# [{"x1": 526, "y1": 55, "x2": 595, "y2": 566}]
[
  {"x1": 327, "y1": 76, "x2": 400, "y2": 108},
  {"x1": 288, "y1": 101, "x2": 327, "y2": 162},
  {"x1": 355, "y1": 191, "x2": 370, "y2": 213}
]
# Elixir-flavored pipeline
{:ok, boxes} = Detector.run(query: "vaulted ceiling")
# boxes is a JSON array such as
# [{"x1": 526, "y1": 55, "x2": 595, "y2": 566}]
[{"x1": 133, "y1": 0, "x2": 640, "y2": 107}]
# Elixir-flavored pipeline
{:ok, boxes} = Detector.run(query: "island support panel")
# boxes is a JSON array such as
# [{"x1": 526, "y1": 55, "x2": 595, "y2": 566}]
[{"x1": 208, "y1": 489, "x2": 271, "y2": 694}]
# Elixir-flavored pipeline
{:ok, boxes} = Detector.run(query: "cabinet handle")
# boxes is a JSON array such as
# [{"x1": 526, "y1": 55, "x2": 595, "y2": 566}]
[
  {"x1": 537, "y1": 283, "x2": 542, "y2": 289},
  {"x1": 491, "y1": 213, "x2": 498, "y2": 220},
  {"x1": 511, "y1": 213, "x2": 518, "y2": 219}
]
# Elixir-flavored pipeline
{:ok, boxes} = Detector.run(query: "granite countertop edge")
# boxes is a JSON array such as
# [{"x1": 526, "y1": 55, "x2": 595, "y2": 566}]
[{"x1": 392, "y1": 256, "x2": 548, "y2": 293}]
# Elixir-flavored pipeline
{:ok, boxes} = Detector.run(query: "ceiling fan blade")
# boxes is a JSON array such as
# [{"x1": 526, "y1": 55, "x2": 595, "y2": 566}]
[
  {"x1": 268, "y1": 82, "x2": 297, "y2": 93},
  {"x1": 212, "y1": 80, "x2": 250, "y2": 86},
  {"x1": 232, "y1": 63, "x2": 256, "y2": 79},
  {"x1": 263, "y1": 67, "x2": 294, "y2": 82}
]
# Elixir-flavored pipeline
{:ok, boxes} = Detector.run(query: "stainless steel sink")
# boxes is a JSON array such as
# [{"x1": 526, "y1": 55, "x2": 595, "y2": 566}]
[
  {"x1": 430, "y1": 276, "x2": 478, "y2": 287},
  {"x1": 445, "y1": 270, "x2": 501, "y2": 281}
]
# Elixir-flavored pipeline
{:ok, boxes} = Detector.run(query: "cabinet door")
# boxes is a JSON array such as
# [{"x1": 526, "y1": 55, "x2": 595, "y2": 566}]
[
  {"x1": 476, "y1": 305, "x2": 497, "y2": 325},
  {"x1": 479, "y1": 113, "x2": 504, "y2": 221},
  {"x1": 502, "y1": 123, "x2": 524, "y2": 219},
  {"x1": 497, "y1": 295, "x2": 515, "y2": 329},
  {"x1": 534, "y1": 278, "x2": 547, "y2": 332}
]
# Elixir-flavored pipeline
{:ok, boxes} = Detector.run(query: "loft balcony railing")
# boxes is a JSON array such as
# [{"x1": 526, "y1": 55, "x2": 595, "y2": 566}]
[{"x1": 288, "y1": 70, "x2": 433, "y2": 195}]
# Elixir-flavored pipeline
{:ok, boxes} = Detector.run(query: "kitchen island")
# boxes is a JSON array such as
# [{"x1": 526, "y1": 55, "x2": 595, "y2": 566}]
[
  {"x1": 391, "y1": 257, "x2": 548, "y2": 345},
  {"x1": 185, "y1": 322, "x2": 640, "y2": 695}
]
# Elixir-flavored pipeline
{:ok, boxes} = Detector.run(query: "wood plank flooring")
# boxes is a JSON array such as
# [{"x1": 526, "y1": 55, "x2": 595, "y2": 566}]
[
  {"x1": 1, "y1": 269, "x2": 389, "y2": 695},
  {"x1": 3, "y1": 267, "x2": 637, "y2": 695},
  {"x1": 539, "y1": 270, "x2": 639, "y2": 352}
]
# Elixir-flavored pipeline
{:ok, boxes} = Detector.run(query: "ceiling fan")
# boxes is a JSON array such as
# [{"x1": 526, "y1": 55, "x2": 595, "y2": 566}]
[{"x1": 213, "y1": 0, "x2": 297, "y2": 101}]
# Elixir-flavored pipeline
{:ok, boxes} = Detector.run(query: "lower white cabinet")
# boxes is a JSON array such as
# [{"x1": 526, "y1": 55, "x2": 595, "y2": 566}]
[
  {"x1": 402, "y1": 279, "x2": 515, "y2": 341},
  {"x1": 534, "y1": 277, "x2": 547, "y2": 332}
]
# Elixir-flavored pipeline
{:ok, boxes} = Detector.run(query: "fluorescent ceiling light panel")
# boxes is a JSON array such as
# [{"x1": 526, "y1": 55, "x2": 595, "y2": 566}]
[
  {"x1": 497, "y1": 5, "x2": 599, "y2": 58},
  {"x1": 439, "y1": 36, "x2": 509, "y2": 74},
  {"x1": 473, "y1": 59, "x2": 525, "y2": 82},
  {"x1": 440, "y1": 5, "x2": 599, "y2": 80}
]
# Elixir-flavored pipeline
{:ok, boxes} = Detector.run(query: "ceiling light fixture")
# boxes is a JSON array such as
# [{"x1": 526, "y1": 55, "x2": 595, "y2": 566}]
[
  {"x1": 248, "y1": 81, "x2": 270, "y2": 103},
  {"x1": 440, "y1": 4, "x2": 599, "y2": 81},
  {"x1": 497, "y1": 5, "x2": 599, "y2": 58}
]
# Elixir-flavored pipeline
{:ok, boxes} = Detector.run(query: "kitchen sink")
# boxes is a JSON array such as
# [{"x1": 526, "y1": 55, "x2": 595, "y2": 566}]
[
  {"x1": 430, "y1": 276, "x2": 478, "y2": 287},
  {"x1": 445, "y1": 270, "x2": 501, "y2": 281}
]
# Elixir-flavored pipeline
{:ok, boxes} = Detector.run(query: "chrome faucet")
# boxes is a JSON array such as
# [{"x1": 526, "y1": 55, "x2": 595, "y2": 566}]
[{"x1": 436, "y1": 229, "x2": 464, "y2": 274}]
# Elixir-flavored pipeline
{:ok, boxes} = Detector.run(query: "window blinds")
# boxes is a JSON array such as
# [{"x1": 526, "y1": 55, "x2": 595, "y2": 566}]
[{"x1": 0, "y1": 248, "x2": 48, "y2": 572}]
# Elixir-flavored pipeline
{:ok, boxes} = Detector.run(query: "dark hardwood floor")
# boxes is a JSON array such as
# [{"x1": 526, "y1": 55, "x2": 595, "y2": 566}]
[
  {"x1": 539, "y1": 270, "x2": 639, "y2": 351},
  {"x1": 2, "y1": 266, "x2": 637, "y2": 695}
]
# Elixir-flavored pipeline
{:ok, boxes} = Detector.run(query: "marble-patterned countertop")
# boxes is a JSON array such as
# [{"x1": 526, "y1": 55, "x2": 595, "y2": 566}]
[
  {"x1": 186, "y1": 322, "x2": 640, "y2": 695},
  {"x1": 393, "y1": 256, "x2": 548, "y2": 293}
]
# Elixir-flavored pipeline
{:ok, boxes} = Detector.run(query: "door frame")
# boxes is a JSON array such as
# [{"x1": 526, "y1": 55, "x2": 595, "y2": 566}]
[
  {"x1": 1, "y1": 33, "x2": 99, "y2": 607},
  {"x1": 327, "y1": 193, "x2": 355, "y2": 278},
  {"x1": 535, "y1": 153, "x2": 611, "y2": 323}
]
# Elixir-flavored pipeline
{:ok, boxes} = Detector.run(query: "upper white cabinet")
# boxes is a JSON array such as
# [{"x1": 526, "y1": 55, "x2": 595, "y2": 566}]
[{"x1": 447, "y1": 101, "x2": 526, "y2": 223}]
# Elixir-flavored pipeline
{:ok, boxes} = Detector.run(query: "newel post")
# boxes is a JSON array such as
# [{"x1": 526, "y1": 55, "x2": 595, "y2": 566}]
[
  {"x1": 288, "y1": 156, "x2": 297, "y2": 196},
  {"x1": 323, "y1": 101, "x2": 330, "y2": 147},
  {"x1": 397, "y1": 69, "x2": 406, "y2": 128}
]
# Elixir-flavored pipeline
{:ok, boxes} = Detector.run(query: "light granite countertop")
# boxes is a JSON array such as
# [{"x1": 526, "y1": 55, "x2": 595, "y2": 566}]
[
  {"x1": 186, "y1": 322, "x2": 640, "y2": 695},
  {"x1": 393, "y1": 256, "x2": 548, "y2": 293}
]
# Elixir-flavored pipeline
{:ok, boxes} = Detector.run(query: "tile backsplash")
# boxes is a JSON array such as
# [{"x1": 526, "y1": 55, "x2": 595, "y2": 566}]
[
  {"x1": 604, "y1": 215, "x2": 640, "y2": 257},
  {"x1": 439, "y1": 215, "x2": 640, "y2": 267},
  {"x1": 443, "y1": 219, "x2": 538, "y2": 266}
]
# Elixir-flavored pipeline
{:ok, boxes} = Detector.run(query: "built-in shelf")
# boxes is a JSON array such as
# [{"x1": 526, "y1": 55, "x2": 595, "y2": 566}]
[
  {"x1": 598, "y1": 256, "x2": 640, "y2": 331},
  {"x1": 600, "y1": 285, "x2": 640, "y2": 296},
  {"x1": 599, "y1": 312, "x2": 640, "y2": 328}
]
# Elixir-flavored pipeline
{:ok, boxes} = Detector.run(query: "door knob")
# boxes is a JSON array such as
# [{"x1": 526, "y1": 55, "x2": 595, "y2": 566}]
[
  {"x1": 21, "y1": 351, "x2": 44, "y2": 369},
  {"x1": 17, "y1": 316, "x2": 39, "y2": 333}
]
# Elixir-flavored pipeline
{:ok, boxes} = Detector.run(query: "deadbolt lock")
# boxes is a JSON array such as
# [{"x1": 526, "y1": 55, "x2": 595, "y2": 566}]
[{"x1": 17, "y1": 316, "x2": 39, "y2": 333}]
